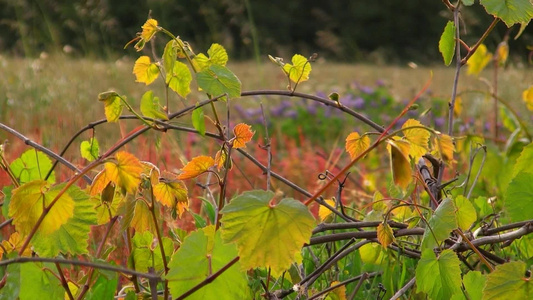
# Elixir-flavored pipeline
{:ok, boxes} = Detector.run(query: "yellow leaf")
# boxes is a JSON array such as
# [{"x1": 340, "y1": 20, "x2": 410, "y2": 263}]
[
  {"x1": 345, "y1": 132, "x2": 370, "y2": 160},
  {"x1": 141, "y1": 161, "x2": 161, "y2": 186},
  {"x1": 372, "y1": 191, "x2": 388, "y2": 213},
  {"x1": 98, "y1": 92, "x2": 123, "y2": 123},
  {"x1": 214, "y1": 149, "x2": 229, "y2": 171},
  {"x1": 522, "y1": 85, "x2": 533, "y2": 111},
  {"x1": 131, "y1": 198, "x2": 153, "y2": 233},
  {"x1": 496, "y1": 41, "x2": 509, "y2": 66},
  {"x1": 105, "y1": 151, "x2": 143, "y2": 194},
  {"x1": 140, "y1": 19, "x2": 158, "y2": 42},
  {"x1": 377, "y1": 222, "x2": 396, "y2": 248},
  {"x1": 391, "y1": 206, "x2": 415, "y2": 222},
  {"x1": 133, "y1": 56, "x2": 160, "y2": 85},
  {"x1": 177, "y1": 156, "x2": 215, "y2": 180},
  {"x1": 89, "y1": 169, "x2": 112, "y2": 196},
  {"x1": 193, "y1": 43, "x2": 228, "y2": 70},
  {"x1": 326, "y1": 281, "x2": 347, "y2": 300},
  {"x1": 433, "y1": 133, "x2": 455, "y2": 161},
  {"x1": 1, "y1": 232, "x2": 32, "y2": 257},
  {"x1": 153, "y1": 172, "x2": 189, "y2": 217},
  {"x1": 9, "y1": 180, "x2": 75, "y2": 235},
  {"x1": 467, "y1": 44, "x2": 492, "y2": 76},
  {"x1": 283, "y1": 54, "x2": 312, "y2": 84},
  {"x1": 65, "y1": 282, "x2": 79, "y2": 300},
  {"x1": 402, "y1": 119, "x2": 430, "y2": 160},
  {"x1": 359, "y1": 243, "x2": 386, "y2": 265},
  {"x1": 232, "y1": 123, "x2": 255, "y2": 149},
  {"x1": 453, "y1": 96, "x2": 462, "y2": 116},
  {"x1": 319, "y1": 199, "x2": 336, "y2": 222},
  {"x1": 387, "y1": 140, "x2": 412, "y2": 189}
]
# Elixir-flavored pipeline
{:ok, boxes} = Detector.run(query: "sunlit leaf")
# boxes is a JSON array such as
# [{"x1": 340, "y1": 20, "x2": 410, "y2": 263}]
[
  {"x1": 345, "y1": 132, "x2": 370, "y2": 160},
  {"x1": 439, "y1": 21, "x2": 456, "y2": 66},
  {"x1": 167, "y1": 226, "x2": 250, "y2": 299},
  {"x1": 467, "y1": 44, "x2": 492, "y2": 76},
  {"x1": 196, "y1": 65, "x2": 241, "y2": 100},
  {"x1": 9, "y1": 180, "x2": 74, "y2": 236},
  {"x1": 402, "y1": 119, "x2": 430, "y2": 160},
  {"x1": 133, "y1": 56, "x2": 160, "y2": 85},
  {"x1": 31, "y1": 185, "x2": 98, "y2": 257},
  {"x1": 220, "y1": 190, "x2": 315, "y2": 274},
  {"x1": 163, "y1": 40, "x2": 178, "y2": 75},
  {"x1": 1, "y1": 232, "x2": 32, "y2": 257},
  {"x1": 283, "y1": 54, "x2": 312, "y2": 84},
  {"x1": 433, "y1": 133, "x2": 455, "y2": 161},
  {"x1": 214, "y1": 148, "x2": 229, "y2": 171},
  {"x1": 89, "y1": 168, "x2": 112, "y2": 196},
  {"x1": 19, "y1": 262, "x2": 64, "y2": 299},
  {"x1": 463, "y1": 271, "x2": 486, "y2": 300},
  {"x1": 495, "y1": 41, "x2": 509, "y2": 66},
  {"x1": 377, "y1": 222, "x2": 396, "y2": 248},
  {"x1": 372, "y1": 191, "x2": 388, "y2": 213},
  {"x1": 140, "y1": 90, "x2": 168, "y2": 120},
  {"x1": 318, "y1": 199, "x2": 336, "y2": 222},
  {"x1": 387, "y1": 139, "x2": 412, "y2": 189},
  {"x1": 416, "y1": 249, "x2": 462, "y2": 299},
  {"x1": 480, "y1": 0, "x2": 533, "y2": 27},
  {"x1": 232, "y1": 123, "x2": 255, "y2": 148},
  {"x1": 140, "y1": 161, "x2": 160, "y2": 186},
  {"x1": 522, "y1": 85, "x2": 533, "y2": 111},
  {"x1": 192, "y1": 106, "x2": 205, "y2": 136},
  {"x1": 131, "y1": 231, "x2": 173, "y2": 273},
  {"x1": 193, "y1": 43, "x2": 228, "y2": 70},
  {"x1": 134, "y1": 19, "x2": 159, "y2": 51},
  {"x1": 483, "y1": 261, "x2": 531, "y2": 299},
  {"x1": 177, "y1": 156, "x2": 215, "y2": 180},
  {"x1": 80, "y1": 138, "x2": 100, "y2": 162},
  {"x1": 10, "y1": 149, "x2": 55, "y2": 184},
  {"x1": 98, "y1": 91, "x2": 123, "y2": 123},
  {"x1": 513, "y1": 142, "x2": 533, "y2": 177},
  {"x1": 105, "y1": 151, "x2": 143, "y2": 194},
  {"x1": 453, "y1": 195, "x2": 477, "y2": 230},
  {"x1": 359, "y1": 243, "x2": 386, "y2": 265},
  {"x1": 504, "y1": 171, "x2": 533, "y2": 222},
  {"x1": 91, "y1": 187, "x2": 122, "y2": 226},
  {"x1": 325, "y1": 281, "x2": 347, "y2": 300},
  {"x1": 153, "y1": 172, "x2": 189, "y2": 217},
  {"x1": 167, "y1": 60, "x2": 192, "y2": 98},
  {"x1": 130, "y1": 198, "x2": 153, "y2": 233},
  {"x1": 421, "y1": 198, "x2": 457, "y2": 250}
]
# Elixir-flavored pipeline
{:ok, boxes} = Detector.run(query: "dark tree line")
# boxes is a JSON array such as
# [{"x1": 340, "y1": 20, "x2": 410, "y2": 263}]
[{"x1": 0, "y1": 0, "x2": 530, "y2": 63}]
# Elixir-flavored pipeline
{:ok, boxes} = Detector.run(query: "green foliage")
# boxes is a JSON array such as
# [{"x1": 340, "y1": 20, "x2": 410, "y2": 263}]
[
  {"x1": 19, "y1": 262, "x2": 64, "y2": 299},
  {"x1": 10, "y1": 149, "x2": 55, "y2": 184},
  {"x1": 80, "y1": 138, "x2": 100, "y2": 162},
  {"x1": 421, "y1": 198, "x2": 457, "y2": 250},
  {"x1": 196, "y1": 65, "x2": 242, "y2": 100},
  {"x1": 483, "y1": 261, "x2": 532, "y2": 299},
  {"x1": 480, "y1": 0, "x2": 533, "y2": 27},
  {"x1": 416, "y1": 249, "x2": 462, "y2": 299},
  {"x1": 504, "y1": 172, "x2": 533, "y2": 223},
  {"x1": 439, "y1": 21, "x2": 456, "y2": 66}
]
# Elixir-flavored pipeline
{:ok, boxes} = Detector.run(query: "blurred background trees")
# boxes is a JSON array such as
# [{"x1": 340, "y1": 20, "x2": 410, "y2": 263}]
[{"x1": 0, "y1": 0, "x2": 531, "y2": 63}]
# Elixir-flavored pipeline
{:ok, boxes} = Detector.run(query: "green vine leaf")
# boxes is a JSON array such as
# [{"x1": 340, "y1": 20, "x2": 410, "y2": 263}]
[
  {"x1": 283, "y1": 54, "x2": 312, "y2": 84},
  {"x1": 9, "y1": 180, "x2": 74, "y2": 236},
  {"x1": 193, "y1": 43, "x2": 228, "y2": 70},
  {"x1": 439, "y1": 21, "x2": 456, "y2": 66},
  {"x1": 167, "y1": 226, "x2": 250, "y2": 299},
  {"x1": 31, "y1": 185, "x2": 98, "y2": 257},
  {"x1": 98, "y1": 91, "x2": 123, "y2": 123},
  {"x1": 415, "y1": 249, "x2": 462, "y2": 299},
  {"x1": 167, "y1": 60, "x2": 192, "y2": 98},
  {"x1": 191, "y1": 106, "x2": 206, "y2": 136},
  {"x1": 140, "y1": 90, "x2": 168, "y2": 121},
  {"x1": 462, "y1": 271, "x2": 486, "y2": 300},
  {"x1": 163, "y1": 40, "x2": 178, "y2": 76},
  {"x1": 220, "y1": 190, "x2": 315, "y2": 274},
  {"x1": 131, "y1": 231, "x2": 173, "y2": 273},
  {"x1": 483, "y1": 261, "x2": 532, "y2": 299},
  {"x1": 196, "y1": 65, "x2": 241, "y2": 100},
  {"x1": 19, "y1": 262, "x2": 64, "y2": 299},
  {"x1": 512, "y1": 142, "x2": 533, "y2": 177},
  {"x1": 421, "y1": 198, "x2": 457, "y2": 250},
  {"x1": 80, "y1": 137, "x2": 100, "y2": 162},
  {"x1": 85, "y1": 274, "x2": 118, "y2": 300},
  {"x1": 452, "y1": 195, "x2": 477, "y2": 230},
  {"x1": 504, "y1": 171, "x2": 533, "y2": 223},
  {"x1": 480, "y1": 0, "x2": 533, "y2": 27},
  {"x1": 9, "y1": 149, "x2": 55, "y2": 184}
]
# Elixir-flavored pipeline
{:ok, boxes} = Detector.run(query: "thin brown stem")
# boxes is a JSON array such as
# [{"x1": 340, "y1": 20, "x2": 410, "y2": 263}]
[{"x1": 56, "y1": 262, "x2": 75, "y2": 300}]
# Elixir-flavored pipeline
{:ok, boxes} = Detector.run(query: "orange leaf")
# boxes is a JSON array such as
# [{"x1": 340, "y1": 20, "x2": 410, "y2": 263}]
[
  {"x1": 377, "y1": 222, "x2": 396, "y2": 248},
  {"x1": 232, "y1": 123, "x2": 255, "y2": 148},
  {"x1": 214, "y1": 149, "x2": 228, "y2": 171},
  {"x1": 345, "y1": 132, "x2": 370, "y2": 160},
  {"x1": 105, "y1": 151, "x2": 143, "y2": 194},
  {"x1": 177, "y1": 156, "x2": 215, "y2": 180},
  {"x1": 153, "y1": 172, "x2": 189, "y2": 217},
  {"x1": 89, "y1": 169, "x2": 112, "y2": 196}
]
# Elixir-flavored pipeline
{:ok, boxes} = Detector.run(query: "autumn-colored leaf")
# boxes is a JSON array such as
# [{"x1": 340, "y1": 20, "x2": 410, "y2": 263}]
[
  {"x1": 105, "y1": 151, "x2": 143, "y2": 194},
  {"x1": 345, "y1": 132, "x2": 370, "y2": 160},
  {"x1": 220, "y1": 190, "x2": 315, "y2": 274},
  {"x1": 283, "y1": 54, "x2": 312, "y2": 84},
  {"x1": 402, "y1": 119, "x2": 430, "y2": 160},
  {"x1": 178, "y1": 156, "x2": 215, "y2": 180},
  {"x1": 133, "y1": 56, "x2": 160, "y2": 85},
  {"x1": 387, "y1": 139, "x2": 412, "y2": 189},
  {"x1": 453, "y1": 96, "x2": 462, "y2": 116},
  {"x1": 523, "y1": 85, "x2": 533, "y2": 111},
  {"x1": 140, "y1": 19, "x2": 158, "y2": 42},
  {"x1": 153, "y1": 172, "x2": 189, "y2": 217},
  {"x1": 232, "y1": 123, "x2": 255, "y2": 148},
  {"x1": 9, "y1": 180, "x2": 75, "y2": 236},
  {"x1": 377, "y1": 222, "x2": 396, "y2": 248},
  {"x1": 214, "y1": 149, "x2": 230, "y2": 171},
  {"x1": 495, "y1": 41, "x2": 509, "y2": 66},
  {"x1": 467, "y1": 44, "x2": 492, "y2": 76},
  {"x1": 1, "y1": 232, "x2": 32, "y2": 257},
  {"x1": 130, "y1": 198, "x2": 153, "y2": 233},
  {"x1": 318, "y1": 199, "x2": 336, "y2": 222},
  {"x1": 433, "y1": 133, "x2": 455, "y2": 161},
  {"x1": 89, "y1": 168, "x2": 112, "y2": 196},
  {"x1": 98, "y1": 91, "x2": 123, "y2": 122},
  {"x1": 326, "y1": 281, "x2": 347, "y2": 300}
]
